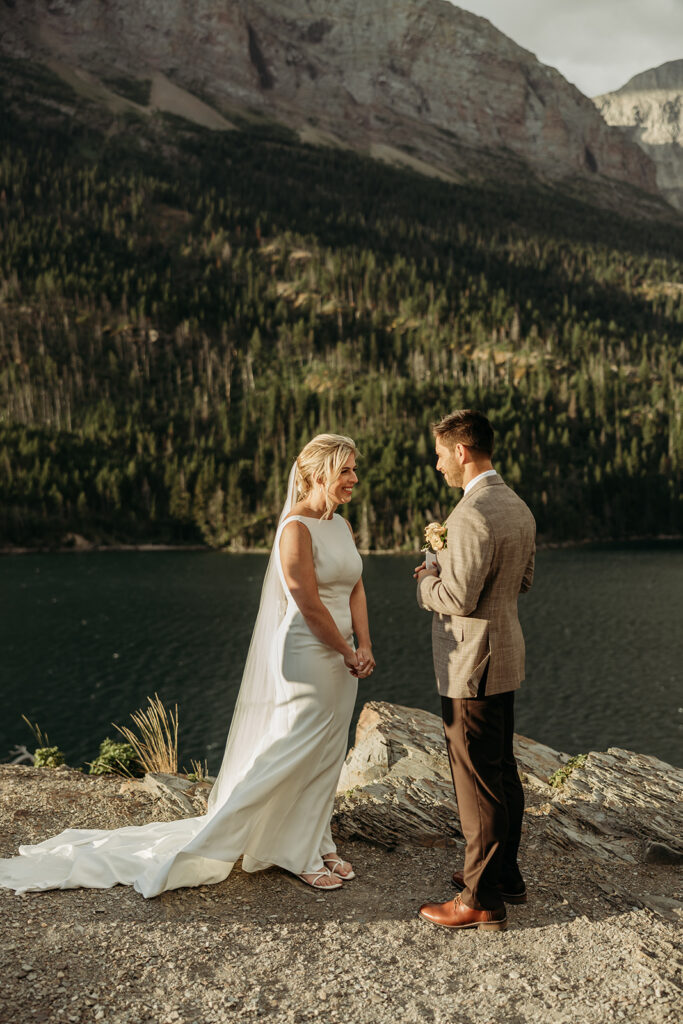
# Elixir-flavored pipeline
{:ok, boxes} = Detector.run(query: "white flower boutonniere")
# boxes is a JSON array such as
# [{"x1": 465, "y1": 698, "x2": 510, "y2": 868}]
[{"x1": 422, "y1": 521, "x2": 448, "y2": 553}]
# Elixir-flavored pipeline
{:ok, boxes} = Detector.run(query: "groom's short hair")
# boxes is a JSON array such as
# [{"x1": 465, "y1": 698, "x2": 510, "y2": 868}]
[{"x1": 433, "y1": 410, "x2": 494, "y2": 455}]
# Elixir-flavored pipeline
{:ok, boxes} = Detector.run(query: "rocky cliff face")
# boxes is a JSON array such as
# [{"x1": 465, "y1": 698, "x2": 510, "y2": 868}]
[
  {"x1": 595, "y1": 59, "x2": 683, "y2": 211},
  {"x1": 0, "y1": 0, "x2": 658, "y2": 199}
]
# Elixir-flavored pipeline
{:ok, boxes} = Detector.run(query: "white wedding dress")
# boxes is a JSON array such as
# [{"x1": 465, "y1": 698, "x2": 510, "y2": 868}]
[{"x1": 0, "y1": 472, "x2": 362, "y2": 898}]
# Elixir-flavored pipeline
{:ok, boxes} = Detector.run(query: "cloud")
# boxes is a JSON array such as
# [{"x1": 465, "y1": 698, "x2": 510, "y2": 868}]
[{"x1": 455, "y1": 0, "x2": 683, "y2": 95}]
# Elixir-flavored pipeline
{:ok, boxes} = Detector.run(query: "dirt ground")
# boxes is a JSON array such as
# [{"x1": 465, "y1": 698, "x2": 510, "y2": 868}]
[{"x1": 0, "y1": 765, "x2": 680, "y2": 1024}]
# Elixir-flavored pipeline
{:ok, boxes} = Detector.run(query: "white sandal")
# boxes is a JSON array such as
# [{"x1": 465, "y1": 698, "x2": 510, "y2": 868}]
[
  {"x1": 296, "y1": 868, "x2": 343, "y2": 890},
  {"x1": 322, "y1": 854, "x2": 356, "y2": 880}
]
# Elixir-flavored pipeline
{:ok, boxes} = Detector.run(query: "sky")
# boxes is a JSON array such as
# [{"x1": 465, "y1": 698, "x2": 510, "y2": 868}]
[{"x1": 455, "y1": 0, "x2": 683, "y2": 96}]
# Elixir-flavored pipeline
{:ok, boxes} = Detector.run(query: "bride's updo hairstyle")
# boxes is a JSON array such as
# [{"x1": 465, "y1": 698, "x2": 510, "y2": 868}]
[{"x1": 295, "y1": 433, "x2": 358, "y2": 519}]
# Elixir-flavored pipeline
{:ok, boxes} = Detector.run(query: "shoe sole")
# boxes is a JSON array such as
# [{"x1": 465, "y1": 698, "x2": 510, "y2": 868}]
[
  {"x1": 418, "y1": 910, "x2": 508, "y2": 931},
  {"x1": 451, "y1": 878, "x2": 527, "y2": 905}
]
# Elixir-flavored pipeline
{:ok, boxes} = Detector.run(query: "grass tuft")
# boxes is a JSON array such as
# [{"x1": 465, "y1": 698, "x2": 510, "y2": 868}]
[
  {"x1": 113, "y1": 693, "x2": 179, "y2": 775},
  {"x1": 21, "y1": 714, "x2": 51, "y2": 749},
  {"x1": 184, "y1": 758, "x2": 210, "y2": 783}
]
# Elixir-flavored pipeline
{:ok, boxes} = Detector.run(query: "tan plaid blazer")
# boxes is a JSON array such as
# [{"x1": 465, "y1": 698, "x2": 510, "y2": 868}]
[{"x1": 417, "y1": 474, "x2": 536, "y2": 698}]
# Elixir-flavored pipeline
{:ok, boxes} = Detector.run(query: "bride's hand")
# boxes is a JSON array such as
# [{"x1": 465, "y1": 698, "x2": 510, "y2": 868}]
[
  {"x1": 343, "y1": 648, "x2": 360, "y2": 675},
  {"x1": 354, "y1": 645, "x2": 375, "y2": 679}
]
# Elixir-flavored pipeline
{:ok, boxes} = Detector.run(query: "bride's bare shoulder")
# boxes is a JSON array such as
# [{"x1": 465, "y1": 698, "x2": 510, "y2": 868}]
[
  {"x1": 278, "y1": 508, "x2": 313, "y2": 560},
  {"x1": 280, "y1": 506, "x2": 314, "y2": 541}
]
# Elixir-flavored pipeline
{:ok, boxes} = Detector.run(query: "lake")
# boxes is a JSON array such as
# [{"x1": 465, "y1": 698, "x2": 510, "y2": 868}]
[{"x1": 2, "y1": 544, "x2": 682, "y2": 771}]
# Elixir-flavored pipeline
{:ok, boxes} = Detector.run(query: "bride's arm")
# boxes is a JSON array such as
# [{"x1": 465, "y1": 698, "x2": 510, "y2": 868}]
[
  {"x1": 279, "y1": 522, "x2": 359, "y2": 671},
  {"x1": 343, "y1": 519, "x2": 375, "y2": 677},
  {"x1": 349, "y1": 578, "x2": 371, "y2": 648},
  {"x1": 349, "y1": 578, "x2": 375, "y2": 677}
]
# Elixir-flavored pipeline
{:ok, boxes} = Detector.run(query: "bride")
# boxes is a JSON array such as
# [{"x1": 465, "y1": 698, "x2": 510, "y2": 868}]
[{"x1": 0, "y1": 433, "x2": 375, "y2": 896}]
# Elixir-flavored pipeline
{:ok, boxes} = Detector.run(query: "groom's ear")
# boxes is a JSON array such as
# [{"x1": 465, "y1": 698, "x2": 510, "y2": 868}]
[{"x1": 460, "y1": 443, "x2": 475, "y2": 464}]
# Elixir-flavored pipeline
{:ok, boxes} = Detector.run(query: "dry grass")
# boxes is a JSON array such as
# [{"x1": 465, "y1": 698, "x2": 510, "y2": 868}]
[
  {"x1": 184, "y1": 758, "x2": 210, "y2": 782},
  {"x1": 114, "y1": 693, "x2": 179, "y2": 775},
  {"x1": 20, "y1": 715, "x2": 51, "y2": 749}
]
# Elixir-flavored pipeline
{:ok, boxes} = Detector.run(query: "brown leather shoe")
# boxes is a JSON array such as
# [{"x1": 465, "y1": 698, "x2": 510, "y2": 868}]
[
  {"x1": 451, "y1": 870, "x2": 527, "y2": 905},
  {"x1": 418, "y1": 894, "x2": 507, "y2": 931}
]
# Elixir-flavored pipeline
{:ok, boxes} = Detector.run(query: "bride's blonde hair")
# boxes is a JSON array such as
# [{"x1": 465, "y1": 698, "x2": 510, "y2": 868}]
[{"x1": 295, "y1": 433, "x2": 359, "y2": 519}]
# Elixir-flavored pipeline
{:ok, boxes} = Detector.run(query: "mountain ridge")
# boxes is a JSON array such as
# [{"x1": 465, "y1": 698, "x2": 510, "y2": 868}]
[
  {"x1": 619, "y1": 58, "x2": 683, "y2": 93},
  {"x1": 595, "y1": 58, "x2": 683, "y2": 211},
  {"x1": 0, "y1": 0, "x2": 660, "y2": 207}
]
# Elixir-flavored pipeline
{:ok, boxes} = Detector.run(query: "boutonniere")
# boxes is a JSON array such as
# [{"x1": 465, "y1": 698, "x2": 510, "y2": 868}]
[{"x1": 422, "y1": 521, "x2": 448, "y2": 553}]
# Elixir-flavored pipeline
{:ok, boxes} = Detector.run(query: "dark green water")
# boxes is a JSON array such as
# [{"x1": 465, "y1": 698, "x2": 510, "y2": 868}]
[{"x1": 2, "y1": 544, "x2": 682, "y2": 771}]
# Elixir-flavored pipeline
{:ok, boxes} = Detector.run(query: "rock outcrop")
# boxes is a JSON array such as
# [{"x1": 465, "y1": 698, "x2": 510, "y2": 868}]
[
  {"x1": 595, "y1": 59, "x2": 683, "y2": 211},
  {"x1": 0, "y1": 0, "x2": 658, "y2": 199},
  {"x1": 120, "y1": 771, "x2": 214, "y2": 818},
  {"x1": 333, "y1": 700, "x2": 570, "y2": 846},
  {"x1": 333, "y1": 702, "x2": 683, "y2": 883}
]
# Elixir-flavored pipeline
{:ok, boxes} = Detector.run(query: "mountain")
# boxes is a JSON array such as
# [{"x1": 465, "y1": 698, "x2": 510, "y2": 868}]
[
  {"x1": 595, "y1": 59, "x2": 683, "y2": 211},
  {"x1": 0, "y1": 0, "x2": 659, "y2": 205}
]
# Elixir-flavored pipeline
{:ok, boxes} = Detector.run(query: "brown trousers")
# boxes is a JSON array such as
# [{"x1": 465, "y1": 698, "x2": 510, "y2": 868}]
[{"x1": 441, "y1": 681, "x2": 525, "y2": 912}]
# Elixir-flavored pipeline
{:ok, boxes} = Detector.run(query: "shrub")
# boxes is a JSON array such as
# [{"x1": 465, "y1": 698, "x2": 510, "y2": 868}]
[
  {"x1": 33, "y1": 746, "x2": 65, "y2": 768},
  {"x1": 88, "y1": 738, "x2": 140, "y2": 776}
]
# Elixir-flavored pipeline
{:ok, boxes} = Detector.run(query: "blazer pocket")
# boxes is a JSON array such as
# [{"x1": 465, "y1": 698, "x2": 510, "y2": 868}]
[
  {"x1": 460, "y1": 617, "x2": 491, "y2": 690},
  {"x1": 446, "y1": 620, "x2": 464, "y2": 643}
]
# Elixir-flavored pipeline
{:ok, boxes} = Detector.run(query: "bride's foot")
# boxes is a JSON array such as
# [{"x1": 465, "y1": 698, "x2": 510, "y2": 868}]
[
  {"x1": 322, "y1": 854, "x2": 356, "y2": 880},
  {"x1": 297, "y1": 868, "x2": 343, "y2": 890}
]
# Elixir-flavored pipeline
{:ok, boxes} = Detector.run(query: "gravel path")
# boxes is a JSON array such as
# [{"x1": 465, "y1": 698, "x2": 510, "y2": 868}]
[{"x1": 1, "y1": 766, "x2": 680, "y2": 1024}]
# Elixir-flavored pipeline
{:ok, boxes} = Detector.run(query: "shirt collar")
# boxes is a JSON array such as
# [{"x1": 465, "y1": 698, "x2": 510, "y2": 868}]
[{"x1": 463, "y1": 469, "x2": 498, "y2": 496}]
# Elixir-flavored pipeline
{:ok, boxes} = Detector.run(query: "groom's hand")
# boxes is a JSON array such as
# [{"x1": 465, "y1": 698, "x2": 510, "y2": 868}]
[{"x1": 413, "y1": 562, "x2": 439, "y2": 580}]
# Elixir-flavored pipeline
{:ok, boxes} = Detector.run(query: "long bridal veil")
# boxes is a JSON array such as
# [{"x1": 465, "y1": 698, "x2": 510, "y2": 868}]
[
  {"x1": 206, "y1": 463, "x2": 297, "y2": 810},
  {"x1": 0, "y1": 465, "x2": 300, "y2": 898}
]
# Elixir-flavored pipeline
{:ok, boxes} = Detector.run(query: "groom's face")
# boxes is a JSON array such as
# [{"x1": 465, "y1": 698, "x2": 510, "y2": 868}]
[{"x1": 435, "y1": 437, "x2": 464, "y2": 488}]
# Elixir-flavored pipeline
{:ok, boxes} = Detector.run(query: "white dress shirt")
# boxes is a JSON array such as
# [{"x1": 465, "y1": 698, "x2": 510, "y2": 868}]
[{"x1": 463, "y1": 469, "x2": 498, "y2": 496}]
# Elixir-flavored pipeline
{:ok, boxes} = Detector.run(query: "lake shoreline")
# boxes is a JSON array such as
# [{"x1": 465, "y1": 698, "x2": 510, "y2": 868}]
[{"x1": 1, "y1": 533, "x2": 681, "y2": 556}]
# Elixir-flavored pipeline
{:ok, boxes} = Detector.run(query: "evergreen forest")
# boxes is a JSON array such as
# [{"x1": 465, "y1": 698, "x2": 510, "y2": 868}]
[{"x1": 1, "y1": 59, "x2": 682, "y2": 550}]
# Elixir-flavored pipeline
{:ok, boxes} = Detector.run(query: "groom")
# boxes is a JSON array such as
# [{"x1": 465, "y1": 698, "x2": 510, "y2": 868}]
[{"x1": 414, "y1": 410, "x2": 535, "y2": 931}]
